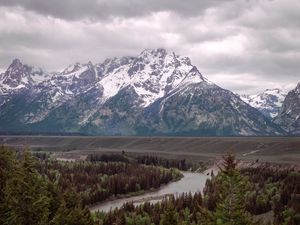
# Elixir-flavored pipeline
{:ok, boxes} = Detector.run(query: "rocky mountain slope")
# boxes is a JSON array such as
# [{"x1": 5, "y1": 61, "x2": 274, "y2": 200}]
[
  {"x1": 0, "y1": 49, "x2": 285, "y2": 136},
  {"x1": 240, "y1": 89, "x2": 287, "y2": 118},
  {"x1": 274, "y1": 83, "x2": 300, "y2": 135}
]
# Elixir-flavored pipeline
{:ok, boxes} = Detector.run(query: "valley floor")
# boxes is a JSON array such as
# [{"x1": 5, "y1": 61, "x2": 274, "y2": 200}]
[{"x1": 1, "y1": 135, "x2": 300, "y2": 164}]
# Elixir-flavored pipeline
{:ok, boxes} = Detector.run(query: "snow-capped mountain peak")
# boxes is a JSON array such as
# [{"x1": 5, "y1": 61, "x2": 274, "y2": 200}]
[
  {"x1": 0, "y1": 58, "x2": 51, "y2": 90},
  {"x1": 0, "y1": 49, "x2": 206, "y2": 108},
  {"x1": 98, "y1": 48, "x2": 205, "y2": 107},
  {"x1": 1, "y1": 58, "x2": 32, "y2": 88},
  {"x1": 0, "y1": 49, "x2": 288, "y2": 136},
  {"x1": 62, "y1": 62, "x2": 84, "y2": 74},
  {"x1": 139, "y1": 48, "x2": 168, "y2": 60},
  {"x1": 240, "y1": 88, "x2": 287, "y2": 118}
]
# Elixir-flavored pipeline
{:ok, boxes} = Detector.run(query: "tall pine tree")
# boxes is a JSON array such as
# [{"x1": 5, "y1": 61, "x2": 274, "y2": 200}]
[
  {"x1": 51, "y1": 187, "x2": 94, "y2": 225},
  {"x1": 214, "y1": 153, "x2": 254, "y2": 225},
  {"x1": 2, "y1": 150, "x2": 50, "y2": 225},
  {"x1": 160, "y1": 203, "x2": 179, "y2": 225}
]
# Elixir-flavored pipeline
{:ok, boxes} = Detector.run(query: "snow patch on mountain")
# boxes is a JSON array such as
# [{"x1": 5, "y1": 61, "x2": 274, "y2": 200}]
[
  {"x1": 98, "y1": 48, "x2": 205, "y2": 107},
  {"x1": 0, "y1": 49, "x2": 288, "y2": 136},
  {"x1": 240, "y1": 88, "x2": 287, "y2": 118},
  {"x1": 1, "y1": 49, "x2": 207, "y2": 109}
]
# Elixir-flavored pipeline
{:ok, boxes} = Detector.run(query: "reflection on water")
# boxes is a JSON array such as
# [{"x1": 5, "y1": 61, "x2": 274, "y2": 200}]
[{"x1": 90, "y1": 170, "x2": 213, "y2": 213}]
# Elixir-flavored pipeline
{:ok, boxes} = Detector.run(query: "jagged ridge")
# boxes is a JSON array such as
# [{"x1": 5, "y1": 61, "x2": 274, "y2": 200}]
[
  {"x1": 0, "y1": 49, "x2": 285, "y2": 136},
  {"x1": 274, "y1": 83, "x2": 300, "y2": 135},
  {"x1": 240, "y1": 89, "x2": 287, "y2": 119}
]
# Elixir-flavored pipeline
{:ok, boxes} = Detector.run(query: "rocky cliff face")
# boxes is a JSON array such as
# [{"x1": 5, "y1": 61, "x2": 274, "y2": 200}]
[
  {"x1": 274, "y1": 83, "x2": 300, "y2": 135},
  {"x1": 0, "y1": 49, "x2": 285, "y2": 136}
]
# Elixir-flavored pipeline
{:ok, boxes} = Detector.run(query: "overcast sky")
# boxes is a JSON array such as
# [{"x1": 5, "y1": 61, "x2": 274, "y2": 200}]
[{"x1": 0, "y1": 0, "x2": 299, "y2": 94}]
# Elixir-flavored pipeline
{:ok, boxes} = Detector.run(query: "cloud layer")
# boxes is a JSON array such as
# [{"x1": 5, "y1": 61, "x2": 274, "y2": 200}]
[{"x1": 0, "y1": 0, "x2": 299, "y2": 94}]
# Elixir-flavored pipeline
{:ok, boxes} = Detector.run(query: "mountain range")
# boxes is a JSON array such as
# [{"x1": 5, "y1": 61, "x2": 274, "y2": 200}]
[
  {"x1": 240, "y1": 89, "x2": 287, "y2": 119},
  {"x1": 0, "y1": 48, "x2": 299, "y2": 136}
]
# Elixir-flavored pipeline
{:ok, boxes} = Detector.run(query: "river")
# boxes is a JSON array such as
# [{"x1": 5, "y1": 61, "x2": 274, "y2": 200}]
[{"x1": 90, "y1": 169, "x2": 213, "y2": 213}]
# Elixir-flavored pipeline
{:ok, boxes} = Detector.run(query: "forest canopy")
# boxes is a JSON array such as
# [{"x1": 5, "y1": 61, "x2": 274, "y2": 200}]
[{"x1": 1, "y1": 146, "x2": 299, "y2": 225}]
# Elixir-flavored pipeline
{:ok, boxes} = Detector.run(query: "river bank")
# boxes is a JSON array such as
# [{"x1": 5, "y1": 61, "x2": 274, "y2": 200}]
[{"x1": 90, "y1": 170, "x2": 213, "y2": 213}]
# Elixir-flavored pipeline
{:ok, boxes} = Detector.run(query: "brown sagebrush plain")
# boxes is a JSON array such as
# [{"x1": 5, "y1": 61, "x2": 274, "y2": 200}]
[{"x1": 1, "y1": 135, "x2": 300, "y2": 164}]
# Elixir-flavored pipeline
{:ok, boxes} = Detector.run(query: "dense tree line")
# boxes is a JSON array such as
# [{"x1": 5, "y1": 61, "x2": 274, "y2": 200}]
[
  {"x1": 89, "y1": 153, "x2": 129, "y2": 163},
  {"x1": 95, "y1": 153, "x2": 257, "y2": 225},
  {"x1": 136, "y1": 155, "x2": 190, "y2": 171},
  {"x1": 36, "y1": 157, "x2": 182, "y2": 206},
  {"x1": 95, "y1": 154, "x2": 300, "y2": 225},
  {"x1": 95, "y1": 192, "x2": 205, "y2": 225},
  {"x1": 88, "y1": 153, "x2": 194, "y2": 171},
  {"x1": 0, "y1": 146, "x2": 93, "y2": 225},
  {"x1": 241, "y1": 165, "x2": 300, "y2": 224},
  {"x1": 2, "y1": 145, "x2": 299, "y2": 225},
  {"x1": 1, "y1": 147, "x2": 182, "y2": 225}
]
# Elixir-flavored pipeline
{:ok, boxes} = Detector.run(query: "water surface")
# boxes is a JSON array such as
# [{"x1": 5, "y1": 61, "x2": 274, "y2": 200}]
[{"x1": 90, "y1": 170, "x2": 212, "y2": 213}]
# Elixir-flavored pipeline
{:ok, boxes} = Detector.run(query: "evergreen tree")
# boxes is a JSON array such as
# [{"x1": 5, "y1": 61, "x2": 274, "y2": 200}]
[
  {"x1": 2, "y1": 150, "x2": 50, "y2": 225},
  {"x1": 196, "y1": 207, "x2": 214, "y2": 225},
  {"x1": 0, "y1": 146, "x2": 16, "y2": 199},
  {"x1": 125, "y1": 213, "x2": 153, "y2": 225},
  {"x1": 0, "y1": 146, "x2": 16, "y2": 224},
  {"x1": 181, "y1": 208, "x2": 191, "y2": 225},
  {"x1": 47, "y1": 181, "x2": 61, "y2": 221},
  {"x1": 51, "y1": 187, "x2": 94, "y2": 225},
  {"x1": 214, "y1": 153, "x2": 254, "y2": 225},
  {"x1": 160, "y1": 203, "x2": 179, "y2": 225}
]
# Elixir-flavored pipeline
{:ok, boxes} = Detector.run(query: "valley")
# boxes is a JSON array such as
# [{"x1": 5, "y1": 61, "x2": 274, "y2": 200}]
[
  {"x1": 1, "y1": 1, "x2": 300, "y2": 224},
  {"x1": 1, "y1": 135, "x2": 300, "y2": 164},
  {"x1": 1, "y1": 137, "x2": 299, "y2": 224},
  {"x1": 90, "y1": 171, "x2": 210, "y2": 213}
]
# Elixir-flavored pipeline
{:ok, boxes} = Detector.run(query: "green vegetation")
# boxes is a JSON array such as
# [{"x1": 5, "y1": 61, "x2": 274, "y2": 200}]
[
  {"x1": 89, "y1": 153, "x2": 193, "y2": 171},
  {"x1": 205, "y1": 153, "x2": 254, "y2": 224},
  {"x1": 0, "y1": 146, "x2": 182, "y2": 224},
  {"x1": 241, "y1": 165, "x2": 300, "y2": 224},
  {"x1": 36, "y1": 158, "x2": 182, "y2": 206},
  {"x1": 0, "y1": 146, "x2": 93, "y2": 225},
  {"x1": 1, "y1": 146, "x2": 299, "y2": 225},
  {"x1": 95, "y1": 153, "x2": 300, "y2": 225},
  {"x1": 94, "y1": 153, "x2": 257, "y2": 225}
]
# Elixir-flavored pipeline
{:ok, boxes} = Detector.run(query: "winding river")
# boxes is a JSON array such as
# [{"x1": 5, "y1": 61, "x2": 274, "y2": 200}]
[{"x1": 90, "y1": 169, "x2": 213, "y2": 213}]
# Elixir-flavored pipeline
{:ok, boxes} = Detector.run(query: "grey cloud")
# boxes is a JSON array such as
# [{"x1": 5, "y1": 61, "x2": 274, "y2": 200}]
[
  {"x1": 236, "y1": 0, "x2": 300, "y2": 30},
  {"x1": 0, "y1": 0, "x2": 299, "y2": 95},
  {"x1": 0, "y1": 0, "x2": 233, "y2": 21},
  {"x1": 196, "y1": 50, "x2": 300, "y2": 83}
]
